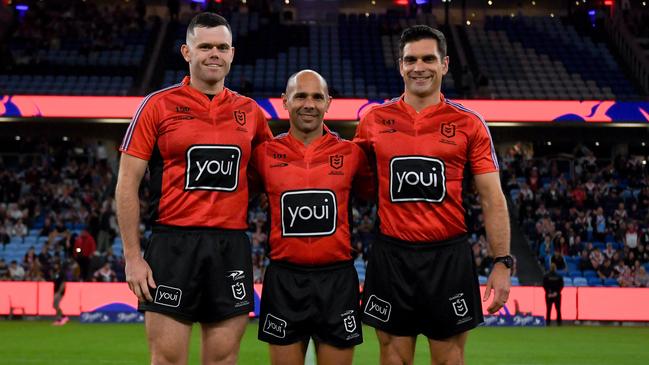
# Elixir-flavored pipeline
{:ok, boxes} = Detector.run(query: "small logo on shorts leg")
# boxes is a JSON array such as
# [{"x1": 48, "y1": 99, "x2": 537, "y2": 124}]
[
  {"x1": 226, "y1": 270, "x2": 245, "y2": 281},
  {"x1": 364, "y1": 295, "x2": 391, "y2": 322},
  {"x1": 263, "y1": 314, "x2": 287, "y2": 338},
  {"x1": 231, "y1": 282, "x2": 246, "y2": 300},
  {"x1": 343, "y1": 314, "x2": 357, "y2": 333},
  {"x1": 154, "y1": 285, "x2": 182, "y2": 308},
  {"x1": 449, "y1": 293, "x2": 469, "y2": 317}
]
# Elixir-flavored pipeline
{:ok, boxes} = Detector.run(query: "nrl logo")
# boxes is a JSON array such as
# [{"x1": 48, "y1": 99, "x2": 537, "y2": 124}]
[
  {"x1": 330, "y1": 154, "x2": 343, "y2": 170},
  {"x1": 440, "y1": 122, "x2": 456, "y2": 138},
  {"x1": 233, "y1": 110, "x2": 246, "y2": 126}
]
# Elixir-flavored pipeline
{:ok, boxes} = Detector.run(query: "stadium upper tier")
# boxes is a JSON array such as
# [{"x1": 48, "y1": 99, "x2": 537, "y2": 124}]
[
  {"x1": 0, "y1": 7, "x2": 645, "y2": 100},
  {"x1": 466, "y1": 16, "x2": 639, "y2": 100}
]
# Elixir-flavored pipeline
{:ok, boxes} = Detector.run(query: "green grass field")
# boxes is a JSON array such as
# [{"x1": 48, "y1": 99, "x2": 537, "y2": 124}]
[{"x1": 1, "y1": 320, "x2": 648, "y2": 364}]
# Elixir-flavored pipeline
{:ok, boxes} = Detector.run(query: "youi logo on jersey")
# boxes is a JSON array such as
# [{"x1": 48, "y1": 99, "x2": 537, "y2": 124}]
[
  {"x1": 185, "y1": 145, "x2": 241, "y2": 191},
  {"x1": 280, "y1": 190, "x2": 337, "y2": 237},
  {"x1": 389, "y1": 156, "x2": 446, "y2": 202}
]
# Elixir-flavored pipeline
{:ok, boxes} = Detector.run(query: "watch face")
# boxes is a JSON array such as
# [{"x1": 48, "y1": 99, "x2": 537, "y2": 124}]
[{"x1": 496, "y1": 256, "x2": 513, "y2": 269}]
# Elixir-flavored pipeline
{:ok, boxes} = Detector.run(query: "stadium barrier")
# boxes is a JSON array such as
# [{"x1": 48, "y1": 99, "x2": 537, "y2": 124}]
[
  {"x1": 2, "y1": 96, "x2": 649, "y2": 122},
  {"x1": 2, "y1": 282, "x2": 648, "y2": 321}
]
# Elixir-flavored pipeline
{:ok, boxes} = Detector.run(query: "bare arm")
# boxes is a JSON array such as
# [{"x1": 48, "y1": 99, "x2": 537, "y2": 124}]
[
  {"x1": 115, "y1": 153, "x2": 155, "y2": 302},
  {"x1": 474, "y1": 172, "x2": 511, "y2": 313}
]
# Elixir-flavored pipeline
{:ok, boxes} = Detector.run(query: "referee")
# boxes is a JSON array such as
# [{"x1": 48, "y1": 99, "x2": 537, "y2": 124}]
[
  {"x1": 250, "y1": 70, "x2": 374, "y2": 365},
  {"x1": 116, "y1": 13, "x2": 272, "y2": 365},
  {"x1": 354, "y1": 25, "x2": 511, "y2": 364}
]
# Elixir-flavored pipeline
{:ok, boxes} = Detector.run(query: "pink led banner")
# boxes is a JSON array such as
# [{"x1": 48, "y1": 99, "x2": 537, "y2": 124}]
[{"x1": 2, "y1": 95, "x2": 648, "y2": 123}]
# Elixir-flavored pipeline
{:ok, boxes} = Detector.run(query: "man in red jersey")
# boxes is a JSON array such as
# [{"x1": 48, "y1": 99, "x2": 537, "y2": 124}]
[
  {"x1": 115, "y1": 13, "x2": 272, "y2": 365},
  {"x1": 250, "y1": 70, "x2": 373, "y2": 365},
  {"x1": 354, "y1": 25, "x2": 511, "y2": 365}
]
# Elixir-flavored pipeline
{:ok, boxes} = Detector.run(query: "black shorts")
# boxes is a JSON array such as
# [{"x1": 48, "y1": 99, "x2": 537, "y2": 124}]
[
  {"x1": 258, "y1": 260, "x2": 363, "y2": 348},
  {"x1": 361, "y1": 234, "x2": 484, "y2": 340},
  {"x1": 139, "y1": 225, "x2": 254, "y2": 323}
]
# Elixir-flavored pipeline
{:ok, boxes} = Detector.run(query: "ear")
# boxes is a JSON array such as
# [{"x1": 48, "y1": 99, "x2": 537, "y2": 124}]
[
  {"x1": 442, "y1": 56, "x2": 450, "y2": 75},
  {"x1": 231, "y1": 46, "x2": 235, "y2": 62},
  {"x1": 181, "y1": 44, "x2": 190, "y2": 63},
  {"x1": 324, "y1": 96, "x2": 332, "y2": 113},
  {"x1": 281, "y1": 93, "x2": 288, "y2": 110}
]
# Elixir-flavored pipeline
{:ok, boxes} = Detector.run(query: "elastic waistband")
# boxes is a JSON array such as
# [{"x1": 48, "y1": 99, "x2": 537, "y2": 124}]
[
  {"x1": 377, "y1": 233, "x2": 468, "y2": 250},
  {"x1": 270, "y1": 259, "x2": 354, "y2": 272},
  {"x1": 152, "y1": 224, "x2": 247, "y2": 235}
]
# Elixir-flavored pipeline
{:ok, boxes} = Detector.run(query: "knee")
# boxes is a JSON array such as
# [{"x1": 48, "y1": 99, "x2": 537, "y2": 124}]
[
  {"x1": 430, "y1": 348, "x2": 464, "y2": 365},
  {"x1": 150, "y1": 350, "x2": 186, "y2": 365}
]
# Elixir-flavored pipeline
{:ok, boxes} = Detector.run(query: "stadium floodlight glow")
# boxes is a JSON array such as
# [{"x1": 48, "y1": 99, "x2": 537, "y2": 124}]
[
  {"x1": 532, "y1": 1, "x2": 536, "y2": 5},
  {"x1": 595, "y1": 141, "x2": 600, "y2": 146},
  {"x1": 466, "y1": 20, "x2": 471, "y2": 25},
  {"x1": 550, "y1": 13, "x2": 555, "y2": 17},
  {"x1": 62, "y1": 136, "x2": 69, "y2": 142},
  {"x1": 642, "y1": 142, "x2": 646, "y2": 147},
  {"x1": 547, "y1": 141, "x2": 552, "y2": 146},
  {"x1": 371, "y1": 0, "x2": 376, "y2": 4},
  {"x1": 643, "y1": 160, "x2": 647, "y2": 165},
  {"x1": 15, "y1": 136, "x2": 20, "y2": 141},
  {"x1": 284, "y1": 0, "x2": 289, "y2": 4},
  {"x1": 365, "y1": 12, "x2": 370, "y2": 17},
  {"x1": 488, "y1": 0, "x2": 493, "y2": 5}
]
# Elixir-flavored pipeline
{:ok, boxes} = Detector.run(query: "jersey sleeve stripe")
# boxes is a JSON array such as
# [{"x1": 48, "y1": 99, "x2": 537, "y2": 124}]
[
  {"x1": 445, "y1": 99, "x2": 499, "y2": 170},
  {"x1": 120, "y1": 83, "x2": 183, "y2": 151}
]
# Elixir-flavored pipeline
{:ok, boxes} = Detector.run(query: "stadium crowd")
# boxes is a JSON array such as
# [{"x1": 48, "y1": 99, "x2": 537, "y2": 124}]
[{"x1": 503, "y1": 143, "x2": 649, "y2": 287}]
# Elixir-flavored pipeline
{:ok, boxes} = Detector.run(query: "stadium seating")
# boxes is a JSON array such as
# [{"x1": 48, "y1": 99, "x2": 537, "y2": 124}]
[{"x1": 465, "y1": 16, "x2": 639, "y2": 100}]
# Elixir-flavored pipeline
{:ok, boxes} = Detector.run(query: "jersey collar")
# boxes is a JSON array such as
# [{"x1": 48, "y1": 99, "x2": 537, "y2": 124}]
[
  {"x1": 286, "y1": 124, "x2": 335, "y2": 153},
  {"x1": 398, "y1": 92, "x2": 446, "y2": 118},
  {"x1": 181, "y1": 76, "x2": 230, "y2": 106}
]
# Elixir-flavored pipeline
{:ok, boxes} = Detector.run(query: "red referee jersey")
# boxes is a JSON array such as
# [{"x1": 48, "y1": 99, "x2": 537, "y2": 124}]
[
  {"x1": 120, "y1": 77, "x2": 272, "y2": 229},
  {"x1": 353, "y1": 94, "x2": 498, "y2": 243},
  {"x1": 250, "y1": 127, "x2": 374, "y2": 265}
]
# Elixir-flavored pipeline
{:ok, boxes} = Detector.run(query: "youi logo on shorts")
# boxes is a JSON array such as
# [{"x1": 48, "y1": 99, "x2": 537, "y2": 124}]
[
  {"x1": 364, "y1": 295, "x2": 391, "y2": 322},
  {"x1": 263, "y1": 314, "x2": 287, "y2": 338},
  {"x1": 389, "y1": 156, "x2": 446, "y2": 203},
  {"x1": 281, "y1": 190, "x2": 337, "y2": 237},
  {"x1": 154, "y1": 285, "x2": 182, "y2": 308},
  {"x1": 185, "y1": 145, "x2": 241, "y2": 191}
]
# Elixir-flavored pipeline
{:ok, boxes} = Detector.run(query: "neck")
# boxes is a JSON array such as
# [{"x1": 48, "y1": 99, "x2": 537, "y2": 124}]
[
  {"x1": 189, "y1": 76, "x2": 224, "y2": 96},
  {"x1": 290, "y1": 126, "x2": 324, "y2": 146},
  {"x1": 403, "y1": 90, "x2": 441, "y2": 112}
]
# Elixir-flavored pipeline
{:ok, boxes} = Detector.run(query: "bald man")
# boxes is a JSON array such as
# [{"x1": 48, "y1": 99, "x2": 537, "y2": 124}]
[{"x1": 249, "y1": 70, "x2": 374, "y2": 365}]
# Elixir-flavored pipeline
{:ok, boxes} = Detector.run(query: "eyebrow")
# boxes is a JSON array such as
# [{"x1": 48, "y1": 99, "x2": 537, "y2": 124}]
[
  {"x1": 195, "y1": 42, "x2": 231, "y2": 48},
  {"x1": 294, "y1": 92, "x2": 325, "y2": 98}
]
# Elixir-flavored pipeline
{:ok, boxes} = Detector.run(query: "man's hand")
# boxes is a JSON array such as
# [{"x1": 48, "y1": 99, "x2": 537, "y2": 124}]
[
  {"x1": 126, "y1": 256, "x2": 156, "y2": 302},
  {"x1": 483, "y1": 264, "x2": 511, "y2": 314}
]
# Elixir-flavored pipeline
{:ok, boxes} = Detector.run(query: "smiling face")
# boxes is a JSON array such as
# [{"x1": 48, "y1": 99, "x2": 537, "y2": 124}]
[
  {"x1": 181, "y1": 25, "x2": 234, "y2": 92},
  {"x1": 283, "y1": 71, "x2": 331, "y2": 138},
  {"x1": 399, "y1": 38, "x2": 448, "y2": 99}
]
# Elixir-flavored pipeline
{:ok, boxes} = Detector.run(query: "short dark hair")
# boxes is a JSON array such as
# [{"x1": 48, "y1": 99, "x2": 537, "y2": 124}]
[
  {"x1": 186, "y1": 12, "x2": 232, "y2": 40},
  {"x1": 399, "y1": 25, "x2": 447, "y2": 59}
]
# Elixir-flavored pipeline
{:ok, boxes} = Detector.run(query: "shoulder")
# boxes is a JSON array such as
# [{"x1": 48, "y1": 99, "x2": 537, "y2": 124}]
[
  {"x1": 227, "y1": 89, "x2": 262, "y2": 110},
  {"x1": 362, "y1": 97, "x2": 401, "y2": 119},
  {"x1": 443, "y1": 99, "x2": 486, "y2": 126},
  {"x1": 140, "y1": 82, "x2": 185, "y2": 109}
]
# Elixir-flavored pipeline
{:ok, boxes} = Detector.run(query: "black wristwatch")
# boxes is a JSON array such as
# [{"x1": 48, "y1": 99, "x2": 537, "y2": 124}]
[{"x1": 493, "y1": 255, "x2": 514, "y2": 269}]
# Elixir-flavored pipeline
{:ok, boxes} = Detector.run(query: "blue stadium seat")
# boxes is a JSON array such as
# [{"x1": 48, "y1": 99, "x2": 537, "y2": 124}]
[
  {"x1": 582, "y1": 270, "x2": 597, "y2": 278},
  {"x1": 569, "y1": 270, "x2": 583, "y2": 278},
  {"x1": 603, "y1": 278, "x2": 618, "y2": 287},
  {"x1": 572, "y1": 277, "x2": 588, "y2": 286},
  {"x1": 478, "y1": 275, "x2": 488, "y2": 285},
  {"x1": 563, "y1": 277, "x2": 573, "y2": 286},
  {"x1": 587, "y1": 277, "x2": 603, "y2": 286},
  {"x1": 510, "y1": 276, "x2": 520, "y2": 286}
]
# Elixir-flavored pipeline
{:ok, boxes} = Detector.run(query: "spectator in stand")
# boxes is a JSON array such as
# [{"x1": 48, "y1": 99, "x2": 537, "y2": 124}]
[
  {"x1": 624, "y1": 222, "x2": 639, "y2": 250},
  {"x1": 578, "y1": 249, "x2": 593, "y2": 271},
  {"x1": 603, "y1": 242, "x2": 616, "y2": 260},
  {"x1": 73, "y1": 229, "x2": 97, "y2": 281},
  {"x1": 538, "y1": 235, "x2": 554, "y2": 260},
  {"x1": 634, "y1": 266, "x2": 649, "y2": 287},
  {"x1": 11, "y1": 218, "x2": 28, "y2": 241},
  {"x1": 618, "y1": 265, "x2": 634, "y2": 287},
  {"x1": 48, "y1": 222, "x2": 71, "y2": 251},
  {"x1": 589, "y1": 247, "x2": 604, "y2": 270},
  {"x1": 550, "y1": 249, "x2": 567, "y2": 272},
  {"x1": 0, "y1": 225, "x2": 10, "y2": 249},
  {"x1": 23, "y1": 246, "x2": 37, "y2": 271},
  {"x1": 92, "y1": 262, "x2": 117, "y2": 282},
  {"x1": 0, "y1": 258, "x2": 9, "y2": 279},
  {"x1": 597, "y1": 258, "x2": 615, "y2": 279},
  {"x1": 9, "y1": 260, "x2": 25, "y2": 281}
]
